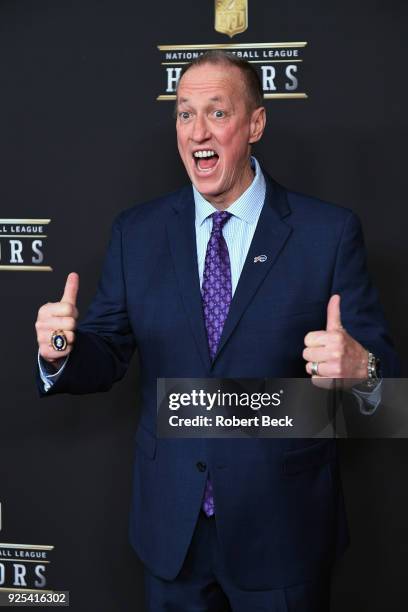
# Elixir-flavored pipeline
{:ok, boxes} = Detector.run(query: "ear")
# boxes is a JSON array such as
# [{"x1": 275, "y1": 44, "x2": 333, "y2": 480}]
[{"x1": 249, "y1": 106, "x2": 266, "y2": 144}]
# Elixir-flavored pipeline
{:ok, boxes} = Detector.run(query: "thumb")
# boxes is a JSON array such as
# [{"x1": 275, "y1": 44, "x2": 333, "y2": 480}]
[
  {"x1": 61, "y1": 272, "x2": 79, "y2": 305},
  {"x1": 326, "y1": 294, "x2": 342, "y2": 331}
]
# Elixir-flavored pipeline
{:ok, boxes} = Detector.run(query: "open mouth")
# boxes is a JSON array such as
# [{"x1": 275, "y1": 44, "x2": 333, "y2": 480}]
[{"x1": 192, "y1": 149, "x2": 219, "y2": 172}]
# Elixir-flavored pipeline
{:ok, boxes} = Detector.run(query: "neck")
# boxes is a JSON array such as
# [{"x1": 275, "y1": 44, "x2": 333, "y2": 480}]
[{"x1": 205, "y1": 160, "x2": 255, "y2": 210}]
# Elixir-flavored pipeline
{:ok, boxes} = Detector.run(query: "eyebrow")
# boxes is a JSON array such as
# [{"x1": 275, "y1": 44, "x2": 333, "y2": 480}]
[{"x1": 177, "y1": 95, "x2": 226, "y2": 106}]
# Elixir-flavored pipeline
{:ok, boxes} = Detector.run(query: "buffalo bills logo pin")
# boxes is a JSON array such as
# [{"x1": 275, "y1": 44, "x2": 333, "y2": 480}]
[{"x1": 254, "y1": 255, "x2": 267, "y2": 263}]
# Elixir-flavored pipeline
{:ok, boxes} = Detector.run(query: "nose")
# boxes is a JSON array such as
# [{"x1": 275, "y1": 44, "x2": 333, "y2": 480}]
[{"x1": 191, "y1": 114, "x2": 210, "y2": 143}]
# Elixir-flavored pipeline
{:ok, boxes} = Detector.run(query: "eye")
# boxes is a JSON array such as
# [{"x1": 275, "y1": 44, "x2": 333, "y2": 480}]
[
  {"x1": 178, "y1": 111, "x2": 191, "y2": 121},
  {"x1": 213, "y1": 110, "x2": 225, "y2": 118}
]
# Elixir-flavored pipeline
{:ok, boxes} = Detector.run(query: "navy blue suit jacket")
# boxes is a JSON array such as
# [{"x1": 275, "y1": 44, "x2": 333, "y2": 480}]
[{"x1": 38, "y1": 173, "x2": 399, "y2": 589}]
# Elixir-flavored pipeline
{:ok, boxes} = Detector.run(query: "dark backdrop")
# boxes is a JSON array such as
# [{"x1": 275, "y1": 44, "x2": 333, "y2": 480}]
[{"x1": 0, "y1": 1, "x2": 407, "y2": 610}]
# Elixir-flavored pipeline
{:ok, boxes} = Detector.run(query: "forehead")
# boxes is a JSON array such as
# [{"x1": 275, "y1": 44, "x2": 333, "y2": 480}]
[{"x1": 177, "y1": 63, "x2": 246, "y2": 105}]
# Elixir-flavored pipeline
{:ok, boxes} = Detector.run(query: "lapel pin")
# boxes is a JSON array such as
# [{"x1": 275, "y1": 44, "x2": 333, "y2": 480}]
[{"x1": 254, "y1": 255, "x2": 267, "y2": 263}]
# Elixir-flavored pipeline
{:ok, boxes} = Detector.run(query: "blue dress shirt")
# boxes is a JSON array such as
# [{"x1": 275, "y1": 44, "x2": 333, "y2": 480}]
[{"x1": 194, "y1": 156, "x2": 266, "y2": 296}]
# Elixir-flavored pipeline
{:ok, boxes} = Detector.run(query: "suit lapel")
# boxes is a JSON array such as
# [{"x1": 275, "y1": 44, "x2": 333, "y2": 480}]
[
  {"x1": 212, "y1": 175, "x2": 292, "y2": 364},
  {"x1": 166, "y1": 187, "x2": 211, "y2": 371}
]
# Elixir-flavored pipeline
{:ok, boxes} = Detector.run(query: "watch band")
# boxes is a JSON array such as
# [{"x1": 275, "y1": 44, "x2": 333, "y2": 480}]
[{"x1": 367, "y1": 351, "x2": 380, "y2": 380}]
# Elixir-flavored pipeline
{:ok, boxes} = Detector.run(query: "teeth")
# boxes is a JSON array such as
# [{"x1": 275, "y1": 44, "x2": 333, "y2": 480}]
[{"x1": 193, "y1": 150, "x2": 216, "y2": 158}]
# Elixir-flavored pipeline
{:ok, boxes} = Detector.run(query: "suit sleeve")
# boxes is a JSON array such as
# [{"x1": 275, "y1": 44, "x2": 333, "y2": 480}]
[
  {"x1": 331, "y1": 211, "x2": 400, "y2": 376},
  {"x1": 36, "y1": 212, "x2": 137, "y2": 396}
]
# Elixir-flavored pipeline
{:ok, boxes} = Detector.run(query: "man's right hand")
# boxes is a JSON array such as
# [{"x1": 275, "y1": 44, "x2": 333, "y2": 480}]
[{"x1": 36, "y1": 272, "x2": 79, "y2": 368}]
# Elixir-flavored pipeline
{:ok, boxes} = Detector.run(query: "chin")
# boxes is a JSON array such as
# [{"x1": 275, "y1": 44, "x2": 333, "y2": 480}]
[
  {"x1": 194, "y1": 182, "x2": 221, "y2": 199},
  {"x1": 192, "y1": 172, "x2": 222, "y2": 193}
]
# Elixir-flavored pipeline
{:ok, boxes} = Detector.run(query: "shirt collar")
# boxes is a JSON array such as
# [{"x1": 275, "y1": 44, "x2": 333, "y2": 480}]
[{"x1": 193, "y1": 156, "x2": 266, "y2": 227}]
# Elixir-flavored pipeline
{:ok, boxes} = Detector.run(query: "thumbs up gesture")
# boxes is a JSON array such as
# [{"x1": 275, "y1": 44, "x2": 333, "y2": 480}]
[
  {"x1": 303, "y1": 294, "x2": 369, "y2": 378},
  {"x1": 35, "y1": 272, "x2": 79, "y2": 366}
]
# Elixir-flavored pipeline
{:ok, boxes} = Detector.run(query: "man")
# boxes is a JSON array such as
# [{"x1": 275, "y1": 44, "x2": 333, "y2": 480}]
[{"x1": 35, "y1": 52, "x2": 399, "y2": 611}]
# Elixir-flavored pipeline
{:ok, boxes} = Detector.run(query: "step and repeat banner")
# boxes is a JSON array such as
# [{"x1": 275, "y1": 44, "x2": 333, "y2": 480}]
[{"x1": 1, "y1": 1, "x2": 407, "y2": 610}]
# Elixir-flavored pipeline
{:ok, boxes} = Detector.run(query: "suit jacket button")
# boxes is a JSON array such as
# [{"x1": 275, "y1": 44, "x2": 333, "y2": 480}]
[{"x1": 196, "y1": 461, "x2": 207, "y2": 472}]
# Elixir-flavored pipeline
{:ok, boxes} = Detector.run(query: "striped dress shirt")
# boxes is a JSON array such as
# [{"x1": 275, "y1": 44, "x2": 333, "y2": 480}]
[{"x1": 193, "y1": 156, "x2": 266, "y2": 296}]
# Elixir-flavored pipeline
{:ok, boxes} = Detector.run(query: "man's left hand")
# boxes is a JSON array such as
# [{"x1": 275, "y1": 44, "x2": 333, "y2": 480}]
[{"x1": 303, "y1": 294, "x2": 368, "y2": 378}]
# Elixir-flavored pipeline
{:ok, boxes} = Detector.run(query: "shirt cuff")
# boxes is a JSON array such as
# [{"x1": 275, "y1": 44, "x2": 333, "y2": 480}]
[
  {"x1": 351, "y1": 379, "x2": 383, "y2": 415},
  {"x1": 37, "y1": 350, "x2": 69, "y2": 392}
]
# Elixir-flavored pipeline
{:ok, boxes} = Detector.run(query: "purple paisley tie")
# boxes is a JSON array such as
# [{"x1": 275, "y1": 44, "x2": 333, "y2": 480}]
[{"x1": 201, "y1": 211, "x2": 232, "y2": 516}]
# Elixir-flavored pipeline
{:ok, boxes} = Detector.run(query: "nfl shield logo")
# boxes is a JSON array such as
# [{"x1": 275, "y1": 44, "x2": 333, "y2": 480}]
[{"x1": 215, "y1": 0, "x2": 248, "y2": 38}]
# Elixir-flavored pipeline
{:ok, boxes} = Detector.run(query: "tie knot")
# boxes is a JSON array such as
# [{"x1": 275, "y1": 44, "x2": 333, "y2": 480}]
[{"x1": 212, "y1": 211, "x2": 231, "y2": 231}]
